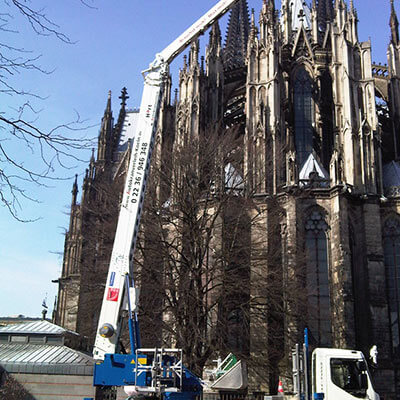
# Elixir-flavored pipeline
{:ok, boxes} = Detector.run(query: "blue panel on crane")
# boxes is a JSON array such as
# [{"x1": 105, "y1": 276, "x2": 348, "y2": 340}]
[
  {"x1": 94, "y1": 353, "x2": 202, "y2": 400},
  {"x1": 164, "y1": 392, "x2": 201, "y2": 400},
  {"x1": 93, "y1": 354, "x2": 148, "y2": 386}
]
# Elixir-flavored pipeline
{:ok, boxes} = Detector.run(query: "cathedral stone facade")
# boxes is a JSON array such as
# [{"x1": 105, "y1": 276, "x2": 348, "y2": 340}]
[{"x1": 54, "y1": 0, "x2": 400, "y2": 397}]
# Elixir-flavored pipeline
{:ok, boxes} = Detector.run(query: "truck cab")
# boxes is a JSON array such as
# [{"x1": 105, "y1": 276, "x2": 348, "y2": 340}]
[{"x1": 312, "y1": 348, "x2": 380, "y2": 399}]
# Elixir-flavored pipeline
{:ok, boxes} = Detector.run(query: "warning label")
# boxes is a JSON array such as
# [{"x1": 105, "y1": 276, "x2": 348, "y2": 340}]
[{"x1": 107, "y1": 288, "x2": 120, "y2": 302}]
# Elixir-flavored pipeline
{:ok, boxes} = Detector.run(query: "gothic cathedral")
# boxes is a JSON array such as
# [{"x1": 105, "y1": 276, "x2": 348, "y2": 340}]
[{"x1": 55, "y1": 0, "x2": 400, "y2": 397}]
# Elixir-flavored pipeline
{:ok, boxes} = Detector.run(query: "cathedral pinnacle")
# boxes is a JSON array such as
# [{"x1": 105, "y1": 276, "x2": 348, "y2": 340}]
[
  {"x1": 334, "y1": 0, "x2": 345, "y2": 10},
  {"x1": 183, "y1": 54, "x2": 188, "y2": 71},
  {"x1": 89, "y1": 148, "x2": 95, "y2": 179},
  {"x1": 262, "y1": 0, "x2": 267, "y2": 14},
  {"x1": 105, "y1": 90, "x2": 112, "y2": 114},
  {"x1": 250, "y1": 8, "x2": 255, "y2": 29},
  {"x1": 249, "y1": 8, "x2": 257, "y2": 44},
  {"x1": 98, "y1": 90, "x2": 114, "y2": 162},
  {"x1": 390, "y1": 0, "x2": 399, "y2": 45},
  {"x1": 209, "y1": 22, "x2": 222, "y2": 53},
  {"x1": 189, "y1": 39, "x2": 200, "y2": 68},
  {"x1": 261, "y1": 0, "x2": 275, "y2": 19},
  {"x1": 71, "y1": 174, "x2": 78, "y2": 206}
]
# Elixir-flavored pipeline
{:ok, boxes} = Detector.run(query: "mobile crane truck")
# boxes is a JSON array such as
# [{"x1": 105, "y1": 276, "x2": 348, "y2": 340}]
[
  {"x1": 91, "y1": 1, "x2": 242, "y2": 399},
  {"x1": 89, "y1": 1, "x2": 381, "y2": 399}
]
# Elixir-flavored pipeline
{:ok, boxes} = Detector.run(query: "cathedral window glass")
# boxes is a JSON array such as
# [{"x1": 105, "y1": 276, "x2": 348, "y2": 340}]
[
  {"x1": 383, "y1": 218, "x2": 400, "y2": 356},
  {"x1": 305, "y1": 210, "x2": 331, "y2": 346},
  {"x1": 294, "y1": 69, "x2": 314, "y2": 167}
]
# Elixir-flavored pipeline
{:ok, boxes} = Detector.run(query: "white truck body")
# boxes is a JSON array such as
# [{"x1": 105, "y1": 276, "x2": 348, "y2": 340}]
[{"x1": 312, "y1": 348, "x2": 380, "y2": 400}]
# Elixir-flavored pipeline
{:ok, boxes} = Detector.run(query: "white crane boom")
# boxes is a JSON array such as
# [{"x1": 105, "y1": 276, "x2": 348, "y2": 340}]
[
  {"x1": 93, "y1": 0, "x2": 240, "y2": 361},
  {"x1": 160, "y1": 0, "x2": 240, "y2": 64}
]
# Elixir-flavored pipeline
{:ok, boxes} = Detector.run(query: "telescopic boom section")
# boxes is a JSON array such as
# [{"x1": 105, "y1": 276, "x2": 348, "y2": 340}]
[
  {"x1": 160, "y1": 0, "x2": 240, "y2": 64},
  {"x1": 93, "y1": 0, "x2": 240, "y2": 361}
]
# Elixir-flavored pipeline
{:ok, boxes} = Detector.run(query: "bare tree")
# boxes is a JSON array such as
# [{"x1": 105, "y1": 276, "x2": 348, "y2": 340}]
[
  {"x1": 134, "y1": 126, "x2": 309, "y2": 389},
  {"x1": 0, "y1": 0, "x2": 95, "y2": 220},
  {"x1": 133, "y1": 126, "x2": 244, "y2": 374}
]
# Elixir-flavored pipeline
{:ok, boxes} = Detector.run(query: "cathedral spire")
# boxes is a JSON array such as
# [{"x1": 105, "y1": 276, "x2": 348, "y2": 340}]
[
  {"x1": 206, "y1": 22, "x2": 222, "y2": 89},
  {"x1": 105, "y1": 90, "x2": 112, "y2": 115},
  {"x1": 71, "y1": 174, "x2": 78, "y2": 206},
  {"x1": 209, "y1": 21, "x2": 222, "y2": 54},
  {"x1": 223, "y1": 0, "x2": 250, "y2": 70},
  {"x1": 189, "y1": 39, "x2": 200, "y2": 69},
  {"x1": 249, "y1": 7, "x2": 256, "y2": 41},
  {"x1": 183, "y1": 54, "x2": 188, "y2": 71},
  {"x1": 89, "y1": 148, "x2": 95, "y2": 179},
  {"x1": 98, "y1": 90, "x2": 114, "y2": 162},
  {"x1": 390, "y1": 0, "x2": 399, "y2": 45}
]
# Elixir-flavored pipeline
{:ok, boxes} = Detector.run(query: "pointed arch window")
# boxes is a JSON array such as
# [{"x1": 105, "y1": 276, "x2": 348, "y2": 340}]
[
  {"x1": 305, "y1": 210, "x2": 331, "y2": 346},
  {"x1": 294, "y1": 68, "x2": 314, "y2": 167},
  {"x1": 383, "y1": 218, "x2": 400, "y2": 356}
]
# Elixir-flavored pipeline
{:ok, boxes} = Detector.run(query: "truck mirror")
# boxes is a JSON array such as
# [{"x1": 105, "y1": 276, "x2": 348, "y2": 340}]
[{"x1": 358, "y1": 372, "x2": 368, "y2": 389}]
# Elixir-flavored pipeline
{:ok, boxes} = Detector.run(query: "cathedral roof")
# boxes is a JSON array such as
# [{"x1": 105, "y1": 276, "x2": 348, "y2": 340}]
[
  {"x1": 223, "y1": 0, "x2": 250, "y2": 70},
  {"x1": 299, "y1": 153, "x2": 329, "y2": 185},
  {"x1": 383, "y1": 161, "x2": 400, "y2": 196},
  {"x1": 291, "y1": 0, "x2": 312, "y2": 31},
  {"x1": 117, "y1": 109, "x2": 139, "y2": 153}
]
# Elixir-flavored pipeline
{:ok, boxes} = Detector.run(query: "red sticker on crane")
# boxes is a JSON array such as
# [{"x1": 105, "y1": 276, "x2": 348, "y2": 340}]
[{"x1": 106, "y1": 288, "x2": 120, "y2": 302}]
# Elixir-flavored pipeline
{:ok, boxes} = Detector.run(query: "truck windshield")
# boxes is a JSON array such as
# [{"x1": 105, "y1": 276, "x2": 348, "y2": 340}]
[{"x1": 330, "y1": 358, "x2": 367, "y2": 398}]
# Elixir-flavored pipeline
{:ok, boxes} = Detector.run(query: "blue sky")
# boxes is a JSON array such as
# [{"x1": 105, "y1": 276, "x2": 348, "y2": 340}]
[{"x1": 0, "y1": 0, "x2": 396, "y2": 318}]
